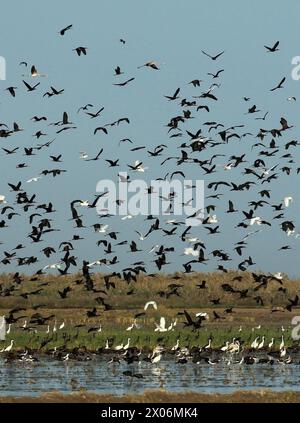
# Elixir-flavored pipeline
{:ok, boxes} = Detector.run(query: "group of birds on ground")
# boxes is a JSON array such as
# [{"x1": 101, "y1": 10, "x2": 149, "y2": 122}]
[
  {"x1": 103, "y1": 329, "x2": 295, "y2": 368},
  {"x1": 0, "y1": 298, "x2": 295, "y2": 369},
  {"x1": 0, "y1": 27, "x2": 300, "y2": 361},
  {"x1": 0, "y1": 329, "x2": 297, "y2": 372}
]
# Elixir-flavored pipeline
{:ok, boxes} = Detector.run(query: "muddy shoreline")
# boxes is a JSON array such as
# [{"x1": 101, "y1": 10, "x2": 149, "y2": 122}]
[{"x1": 0, "y1": 390, "x2": 299, "y2": 403}]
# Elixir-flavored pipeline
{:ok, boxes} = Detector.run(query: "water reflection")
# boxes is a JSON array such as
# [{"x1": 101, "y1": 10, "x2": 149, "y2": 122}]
[{"x1": 0, "y1": 356, "x2": 300, "y2": 397}]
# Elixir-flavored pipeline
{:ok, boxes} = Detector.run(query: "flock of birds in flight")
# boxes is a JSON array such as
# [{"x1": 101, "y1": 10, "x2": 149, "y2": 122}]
[{"x1": 0, "y1": 27, "x2": 299, "y2": 365}]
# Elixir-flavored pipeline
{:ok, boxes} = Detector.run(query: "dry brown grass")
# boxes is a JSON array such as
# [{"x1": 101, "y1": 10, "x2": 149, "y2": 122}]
[{"x1": 0, "y1": 270, "x2": 298, "y2": 310}]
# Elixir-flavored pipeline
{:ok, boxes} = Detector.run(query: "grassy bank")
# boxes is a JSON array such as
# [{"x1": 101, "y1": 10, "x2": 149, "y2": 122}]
[
  {"x1": 0, "y1": 271, "x2": 299, "y2": 351},
  {"x1": 0, "y1": 307, "x2": 299, "y2": 351}
]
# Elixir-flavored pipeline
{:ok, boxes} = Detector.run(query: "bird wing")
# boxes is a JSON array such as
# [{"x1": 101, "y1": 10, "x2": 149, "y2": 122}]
[
  {"x1": 184, "y1": 309, "x2": 193, "y2": 325},
  {"x1": 23, "y1": 80, "x2": 32, "y2": 90}
]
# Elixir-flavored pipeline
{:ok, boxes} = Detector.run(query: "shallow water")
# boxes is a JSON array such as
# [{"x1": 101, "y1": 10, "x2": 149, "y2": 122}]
[{"x1": 0, "y1": 356, "x2": 300, "y2": 397}]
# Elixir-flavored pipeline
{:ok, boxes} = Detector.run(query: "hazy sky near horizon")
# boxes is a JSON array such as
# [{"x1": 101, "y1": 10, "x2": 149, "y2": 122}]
[{"x1": 1, "y1": 0, "x2": 300, "y2": 276}]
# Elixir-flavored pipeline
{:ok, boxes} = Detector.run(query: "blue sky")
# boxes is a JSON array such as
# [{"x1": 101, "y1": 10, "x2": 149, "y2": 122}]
[{"x1": 1, "y1": 0, "x2": 300, "y2": 276}]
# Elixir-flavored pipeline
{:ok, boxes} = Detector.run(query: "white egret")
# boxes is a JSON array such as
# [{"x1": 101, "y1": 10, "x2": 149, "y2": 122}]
[
  {"x1": 62, "y1": 353, "x2": 70, "y2": 362},
  {"x1": 195, "y1": 312, "x2": 209, "y2": 320},
  {"x1": 151, "y1": 353, "x2": 162, "y2": 364},
  {"x1": 280, "y1": 347, "x2": 287, "y2": 358},
  {"x1": 184, "y1": 247, "x2": 199, "y2": 257},
  {"x1": 250, "y1": 216, "x2": 262, "y2": 226},
  {"x1": 132, "y1": 160, "x2": 148, "y2": 172},
  {"x1": 123, "y1": 338, "x2": 130, "y2": 350},
  {"x1": 144, "y1": 301, "x2": 158, "y2": 311},
  {"x1": 272, "y1": 272, "x2": 283, "y2": 280},
  {"x1": 79, "y1": 151, "x2": 88, "y2": 160},
  {"x1": 171, "y1": 339, "x2": 179, "y2": 351},
  {"x1": 4, "y1": 340, "x2": 14, "y2": 352},
  {"x1": 115, "y1": 342, "x2": 124, "y2": 351},
  {"x1": 257, "y1": 336, "x2": 265, "y2": 349},
  {"x1": 283, "y1": 196, "x2": 293, "y2": 207},
  {"x1": 220, "y1": 342, "x2": 229, "y2": 352},
  {"x1": 79, "y1": 200, "x2": 89, "y2": 207},
  {"x1": 121, "y1": 214, "x2": 133, "y2": 220},
  {"x1": 43, "y1": 263, "x2": 62, "y2": 271},
  {"x1": 251, "y1": 337, "x2": 259, "y2": 349},
  {"x1": 204, "y1": 338, "x2": 212, "y2": 349},
  {"x1": 268, "y1": 338, "x2": 274, "y2": 349},
  {"x1": 207, "y1": 214, "x2": 218, "y2": 224},
  {"x1": 135, "y1": 231, "x2": 145, "y2": 241},
  {"x1": 280, "y1": 335, "x2": 285, "y2": 350},
  {"x1": 154, "y1": 317, "x2": 167, "y2": 332},
  {"x1": 27, "y1": 176, "x2": 42, "y2": 183}
]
